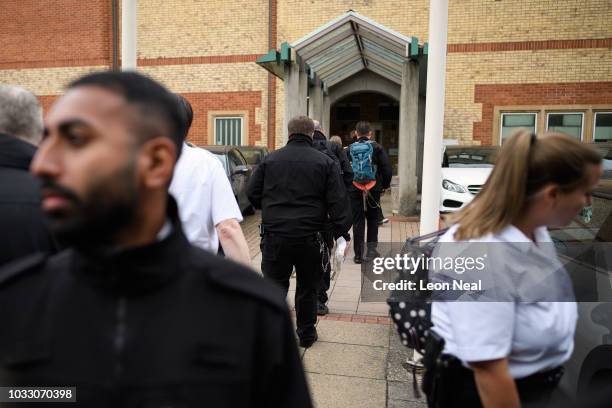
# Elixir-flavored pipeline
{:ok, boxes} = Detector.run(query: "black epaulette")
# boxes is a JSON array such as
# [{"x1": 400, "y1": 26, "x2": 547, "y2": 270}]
[
  {"x1": 0, "y1": 252, "x2": 47, "y2": 287},
  {"x1": 192, "y1": 249, "x2": 287, "y2": 312}
]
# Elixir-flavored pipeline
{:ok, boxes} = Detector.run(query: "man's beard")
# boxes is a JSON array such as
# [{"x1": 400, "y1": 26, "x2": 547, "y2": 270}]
[{"x1": 41, "y1": 161, "x2": 140, "y2": 249}]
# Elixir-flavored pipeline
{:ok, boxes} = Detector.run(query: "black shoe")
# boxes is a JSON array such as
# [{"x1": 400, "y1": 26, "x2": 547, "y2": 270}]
[
  {"x1": 353, "y1": 256, "x2": 363, "y2": 264},
  {"x1": 364, "y1": 249, "x2": 381, "y2": 261},
  {"x1": 299, "y1": 331, "x2": 318, "y2": 349},
  {"x1": 317, "y1": 302, "x2": 329, "y2": 316},
  {"x1": 378, "y1": 218, "x2": 389, "y2": 225}
]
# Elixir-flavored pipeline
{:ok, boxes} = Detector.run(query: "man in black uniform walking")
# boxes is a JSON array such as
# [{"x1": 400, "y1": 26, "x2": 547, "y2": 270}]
[
  {"x1": 248, "y1": 116, "x2": 351, "y2": 348},
  {"x1": 348, "y1": 121, "x2": 392, "y2": 263},
  {"x1": 0, "y1": 72, "x2": 311, "y2": 407}
]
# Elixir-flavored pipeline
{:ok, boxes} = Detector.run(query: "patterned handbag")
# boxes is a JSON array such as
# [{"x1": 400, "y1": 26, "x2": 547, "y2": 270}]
[{"x1": 387, "y1": 228, "x2": 448, "y2": 397}]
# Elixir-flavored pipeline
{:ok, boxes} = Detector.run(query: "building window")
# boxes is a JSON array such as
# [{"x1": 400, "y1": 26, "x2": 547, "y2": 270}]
[
  {"x1": 215, "y1": 117, "x2": 243, "y2": 145},
  {"x1": 546, "y1": 112, "x2": 583, "y2": 140},
  {"x1": 500, "y1": 112, "x2": 537, "y2": 143},
  {"x1": 594, "y1": 112, "x2": 612, "y2": 142}
]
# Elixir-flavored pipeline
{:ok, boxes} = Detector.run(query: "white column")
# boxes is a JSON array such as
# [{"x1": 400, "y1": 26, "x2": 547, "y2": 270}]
[
  {"x1": 398, "y1": 60, "x2": 419, "y2": 215},
  {"x1": 283, "y1": 62, "x2": 306, "y2": 145},
  {"x1": 309, "y1": 83, "x2": 323, "y2": 122},
  {"x1": 121, "y1": 0, "x2": 137, "y2": 71},
  {"x1": 298, "y1": 66, "x2": 309, "y2": 117},
  {"x1": 321, "y1": 94, "x2": 331, "y2": 137},
  {"x1": 420, "y1": 0, "x2": 448, "y2": 235}
]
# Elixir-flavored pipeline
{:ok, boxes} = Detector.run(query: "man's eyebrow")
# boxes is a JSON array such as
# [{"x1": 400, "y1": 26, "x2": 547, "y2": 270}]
[{"x1": 57, "y1": 119, "x2": 93, "y2": 134}]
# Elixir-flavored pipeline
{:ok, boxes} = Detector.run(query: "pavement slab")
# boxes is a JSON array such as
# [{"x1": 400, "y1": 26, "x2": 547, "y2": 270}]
[
  {"x1": 307, "y1": 373, "x2": 386, "y2": 408},
  {"x1": 303, "y1": 341, "x2": 388, "y2": 380},
  {"x1": 327, "y1": 300, "x2": 358, "y2": 314},
  {"x1": 387, "y1": 399, "x2": 428, "y2": 408},
  {"x1": 316, "y1": 320, "x2": 390, "y2": 348}
]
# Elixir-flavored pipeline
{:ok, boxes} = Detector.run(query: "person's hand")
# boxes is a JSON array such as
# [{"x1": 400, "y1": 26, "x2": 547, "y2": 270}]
[{"x1": 344, "y1": 241, "x2": 350, "y2": 257}]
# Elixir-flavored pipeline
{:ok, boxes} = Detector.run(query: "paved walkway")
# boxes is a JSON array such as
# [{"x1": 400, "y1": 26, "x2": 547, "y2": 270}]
[{"x1": 243, "y1": 192, "x2": 427, "y2": 408}]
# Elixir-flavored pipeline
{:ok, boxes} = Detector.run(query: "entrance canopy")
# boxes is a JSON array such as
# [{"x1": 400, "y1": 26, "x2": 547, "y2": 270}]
[{"x1": 257, "y1": 11, "x2": 426, "y2": 90}]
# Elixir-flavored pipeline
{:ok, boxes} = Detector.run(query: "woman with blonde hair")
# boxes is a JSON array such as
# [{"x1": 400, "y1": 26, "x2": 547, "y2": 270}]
[
  {"x1": 330, "y1": 135, "x2": 343, "y2": 148},
  {"x1": 425, "y1": 130, "x2": 603, "y2": 407}
]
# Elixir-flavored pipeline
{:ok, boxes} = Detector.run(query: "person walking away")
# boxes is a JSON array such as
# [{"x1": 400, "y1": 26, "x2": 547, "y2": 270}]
[
  {"x1": 312, "y1": 121, "x2": 352, "y2": 315},
  {"x1": 348, "y1": 121, "x2": 392, "y2": 263},
  {"x1": 247, "y1": 116, "x2": 351, "y2": 348},
  {"x1": 0, "y1": 71, "x2": 311, "y2": 407},
  {"x1": 0, "y1": 85, "x2": 57, "y2": 266},
  {"x1": 330, "y1": 135, "x2": 343, "y2": 148},
  {"x1": 424, "y1": 130, "x2": 603, "y2": 407},
  {"x1": 169, "y1": 95, "x2": 251, "y2": 266}
]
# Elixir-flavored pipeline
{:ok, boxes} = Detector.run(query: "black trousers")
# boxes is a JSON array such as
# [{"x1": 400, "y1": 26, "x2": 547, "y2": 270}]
[
  {"x1": 424, "y1": 353, "x2": 561, "y2": 408},
  {"x1": 350, "y1": 189, "x2": 381, "y2": 258},
  {"x1": 317, "y1": 231, "x2": 334, "y2": 304},
  {"x1": 261, "y1": 233, "x2": 322, "y2": 341}
]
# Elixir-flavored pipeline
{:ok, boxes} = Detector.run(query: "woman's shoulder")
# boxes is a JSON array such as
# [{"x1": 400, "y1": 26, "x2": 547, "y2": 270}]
[{"x1": 438, "y1": 224, "x2": 502, "y2": 243}]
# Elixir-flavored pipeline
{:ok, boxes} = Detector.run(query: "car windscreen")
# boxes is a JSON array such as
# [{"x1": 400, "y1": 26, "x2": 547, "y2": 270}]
[{"x1": 445, "y1": 148, "x2": 498, "y2": 168}]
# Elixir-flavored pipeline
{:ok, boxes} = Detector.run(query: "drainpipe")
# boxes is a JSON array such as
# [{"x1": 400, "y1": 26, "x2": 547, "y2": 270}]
[
  {"x1": 267, "y1": 0, "x2": 275, "y2": 150},
  {"x1": 111, "y1": 0, "x2": 119, "y2": 70},
  {"x1": 419, "y1": 0, "x2": 448, "y2": 235}
]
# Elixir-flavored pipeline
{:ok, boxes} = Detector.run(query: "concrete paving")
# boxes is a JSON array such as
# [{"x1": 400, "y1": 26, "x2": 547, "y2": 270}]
[{"x1": 245, "y1": 191, "x2": 427, "y2": 407}]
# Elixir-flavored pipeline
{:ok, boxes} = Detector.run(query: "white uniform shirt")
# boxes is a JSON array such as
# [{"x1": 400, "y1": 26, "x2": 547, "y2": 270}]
[
  {"x1": 431, "y1": 224, "x2": 578, "y2": 379},
  {"x1": 169, "y1": 144, "x2": 243, "y2": 253}
]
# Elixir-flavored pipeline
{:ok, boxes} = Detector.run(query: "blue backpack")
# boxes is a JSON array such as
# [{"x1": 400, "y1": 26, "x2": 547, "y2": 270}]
[{"x1": 349, "y1": 141, "x2": 376, "y2": 184}]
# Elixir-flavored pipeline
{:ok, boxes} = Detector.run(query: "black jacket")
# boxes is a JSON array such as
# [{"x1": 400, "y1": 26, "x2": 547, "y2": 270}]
[
  {"x1": 247, "y1": 134, "x2": 351, "y2": 239},
  {"x1": 312, "y1": 131, "x2": 353, "y2": 188},
  {"x1": 0, "y1": 133, "x2": 57, "y2": 266},
  {"x1": 0, "y1": 198, "x2": 311, "y2": 408},
  {"x1": 348, "y1": 136, "x2": 393, "y2": 193}
]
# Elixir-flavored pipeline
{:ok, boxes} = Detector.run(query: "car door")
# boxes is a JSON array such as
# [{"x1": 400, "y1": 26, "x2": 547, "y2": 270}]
[{"x1": 227, "y1": 150, "x2": 248, "y2": 210}]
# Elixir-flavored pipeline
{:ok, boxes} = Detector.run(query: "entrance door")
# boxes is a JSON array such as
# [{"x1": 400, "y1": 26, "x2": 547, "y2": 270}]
[{"x1": 371, "y1": 122, "x2": 383, "y2": 146}]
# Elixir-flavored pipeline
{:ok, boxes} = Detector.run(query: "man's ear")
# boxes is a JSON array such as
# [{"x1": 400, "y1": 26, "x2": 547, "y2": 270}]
[
  {"x1": 138, "y1": 138, "x2": 177, "y2": 189},
  {"x1": 542, "y1": 184, "x2": 559, "y2": 205}
]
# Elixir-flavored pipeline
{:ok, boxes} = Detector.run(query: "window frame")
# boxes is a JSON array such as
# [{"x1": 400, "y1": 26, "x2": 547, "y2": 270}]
[
  {"x1": 214, "y1": 116, "x2": 244, "y2": 146},
  {"x1": 593, "y1": 111, "x2": 612, "y2": 143},
  {"x1": 499, "y1": 111, "x2": 538, "y2": 145},
  {"x1": 545, "y1": 111, "x2": 585, "y2": 141},
  {"x1": 207, "y1": 110, "x2": 248, "y2": 146}
]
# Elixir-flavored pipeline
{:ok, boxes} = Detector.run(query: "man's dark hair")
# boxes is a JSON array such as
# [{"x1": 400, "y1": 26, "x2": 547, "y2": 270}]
[
  {"x1": 175, "y1": 94, "x2": 193, "y2": 136},
  {"x1": 68, "y1": 71, "x2": 186, "y2": 157},
  {"x1": 288, "y1": 115, "x2": 314, "y2": 137},
  {"x1": 355, "y1": 121, "x2": 371, "y2": 137}
]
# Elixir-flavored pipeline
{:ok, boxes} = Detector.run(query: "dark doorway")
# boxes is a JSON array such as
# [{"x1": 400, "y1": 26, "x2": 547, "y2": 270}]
[{"x1": 330, "y1": 92, "x2": 400, "y2": 173}]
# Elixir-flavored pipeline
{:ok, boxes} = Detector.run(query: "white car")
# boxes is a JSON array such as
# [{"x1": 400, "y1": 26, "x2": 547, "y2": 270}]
[{"x1": 440, "y1": 146, "x2": 498, "y2": 212}]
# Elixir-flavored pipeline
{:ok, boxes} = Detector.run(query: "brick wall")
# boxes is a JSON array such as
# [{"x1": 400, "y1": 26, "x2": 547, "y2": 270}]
[
  {"x1": 179, "y1": 91, "x2": 262, "y2": 146},
  {"x1": 0, "y1": 0, "x2": 112, "y2": 69},
  {"x1": 2, "y1": 1, "x2": 611, "y2": 148},
  {"x1": 137, "y1": 0, "x2": 269, "y2": 58},
  {"x1": 444, "y1": 48, "x2": 612, "y2": 143},
  {"x1": 474, "y1": 82, "x2": 612, "y2": 145}
]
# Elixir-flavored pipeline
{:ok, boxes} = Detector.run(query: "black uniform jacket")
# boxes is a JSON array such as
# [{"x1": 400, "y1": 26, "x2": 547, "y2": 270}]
[
  {"x1": 0, "y1": 198, "x2": 312, "y2": 408},
  {"x1": 0, "y1": 133, "x2": 57, "y2": 266},
  {"x1": 247, "y1": 134, "x2": 352, "y2": 239},
  {"x1": 312, "y1": 131, "x2": 353, "y2": 188},
  {"x1": 348, "y1": 136, "x2": 393, "y2": 193}
]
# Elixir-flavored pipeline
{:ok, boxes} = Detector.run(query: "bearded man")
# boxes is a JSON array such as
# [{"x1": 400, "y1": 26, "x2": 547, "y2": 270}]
[{"x1": 0, "y1": 71, "x2": 311, "y2": 408}]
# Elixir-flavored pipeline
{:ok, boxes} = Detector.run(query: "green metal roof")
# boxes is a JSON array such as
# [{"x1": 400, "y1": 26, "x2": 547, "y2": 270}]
[{"x1": 257, "y1": 11, "x2": 425, "y2": 87}]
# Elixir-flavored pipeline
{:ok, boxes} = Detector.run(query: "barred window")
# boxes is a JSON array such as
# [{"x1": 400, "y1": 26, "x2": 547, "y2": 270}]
[{"x1": 215, "y1": 117, "x2": 243, "y2": 145}]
